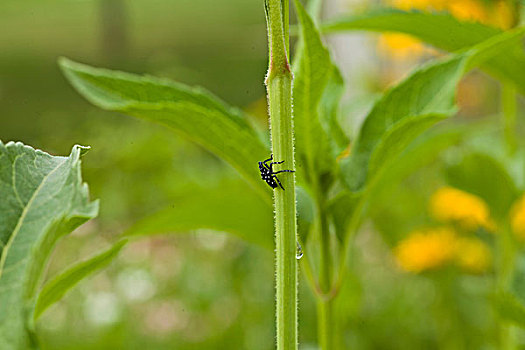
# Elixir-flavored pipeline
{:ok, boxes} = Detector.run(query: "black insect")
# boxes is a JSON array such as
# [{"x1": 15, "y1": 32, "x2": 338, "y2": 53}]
[{"x1": 259, "y1": 154, "x2": 295, "y2": 190}]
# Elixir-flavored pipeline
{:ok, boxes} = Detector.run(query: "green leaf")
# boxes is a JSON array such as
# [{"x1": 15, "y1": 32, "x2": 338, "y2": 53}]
[
  {"x1": 292, "y1": 0, "x2": 345, "y2": 184},
  {"x1": 58, "y1": 57, "x2": 272, "y2": 203},
  {"x1": 330, "y1": 123, "x2": 467, "y2": 245},
  {"x1": 329, "y1": 191, "x2": 361, "y2": 242},
  {"x1": 323, "y1": 10, "x2": 525, "y2": 95},
  {"x1": 379, "y1": 122, "x2": 468, "y2": 187},
  {"x1": 445, "y1": 152, "x2": 519, "y2": 220},
  {"x1": 319, "y1": 66, "x2": 350, "y2": 154},
  {"x1": 495, "y1": 292, "x2": 525, "y2": 329},
  {"x1": 34, "y1": 240, "x2": 126, "y2": 321},
  {"x1": 339, "y1": 28, "x2": 525, "y2": 192},
  {"x1": 367, "y1": 113, "x2": 446, "y2": 178},
  {"x1": 0, "y1": 141, "x2": 97, "y2": 349},
  {"x1": 124, "y1": 180, "x2": 274, "y2": 249}
]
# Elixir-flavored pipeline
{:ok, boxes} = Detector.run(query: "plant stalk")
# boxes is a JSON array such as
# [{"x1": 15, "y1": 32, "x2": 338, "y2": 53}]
[
  {"x1": 496, "y1": 225, "x2": 518, "y2": 350},
  {"x1": 318, "y1": 298, "x2": 337, "y2": 350},
  {"x1": 265, "y1": 1, "x2": 298, "y2": 349},
  {"x1": 502, "y1": 83, "x2": 518, "y2": 154},
  {"x1": 317, "y1": 198, "x2": 332, "y2": 293},
  {"x1": 316, "y1": 194, "x2": 337, "y2": 349}
]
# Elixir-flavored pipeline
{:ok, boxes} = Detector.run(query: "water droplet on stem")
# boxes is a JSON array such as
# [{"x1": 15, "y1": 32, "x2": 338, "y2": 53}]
[{"x1": 296, "y1": 241, "x2": 303, "y2": 260}]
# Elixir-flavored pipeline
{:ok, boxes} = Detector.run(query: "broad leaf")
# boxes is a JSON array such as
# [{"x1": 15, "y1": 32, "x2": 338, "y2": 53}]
[
  {"x1": 292, "y1": 0, "x2": 346, "y2": 184},
  {"x1": 0, "y1": 141, "x2": 97, "y2": 349},
  {"x1": 329, "y1": 190, "x2": 361, "y2": 242},
  {"x1": 340, "y1": 28, "x2": 525, "y2": 192},
  {"x1": 323, "y1": 10, "x2": 525, "y2": 95},
  {"x1": 367, "y1": 113, "x2": 445, "y2": 178},
  {"x1": 124, "y1": 180, "x2": 274, "y2": 249},
  {"x1": 59, "y1": 58, "x2": 272, "y2": 203},
  {"x1": 34, "y1": 240, "x2": 126, "y2": 320},
  {"x1": 319, "y1": 66, "x2": 350, "y2": 154}
]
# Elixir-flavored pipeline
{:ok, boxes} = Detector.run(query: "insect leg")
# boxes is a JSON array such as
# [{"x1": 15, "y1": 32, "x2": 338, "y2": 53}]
[
  {"x1": 273, "y1": 170, "x2": 295, "y2": 174},
  {"x1": 273, "y1": 175, "x2": 285, "y2": 190},
  {"x1": 263, "y1": 154, "x2": 273, "y2": 166},
  {"x1": 269, "y1": 160, "x2": 285, "y2": 166}
]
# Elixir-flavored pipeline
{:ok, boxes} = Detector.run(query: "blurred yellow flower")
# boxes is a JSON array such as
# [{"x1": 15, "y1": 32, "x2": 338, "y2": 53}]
[
  {"x1": 448, "y1": 0, "x2": 488, "y2": 24},
  {"x1": 377, "y1": 33, "x2": 428, "y2": 60},
  {"x1": 395, "y1": 228, "x2": 457, "y2": 272},
  {"x1": 390, "y1": 0, "x2": 446, "y2": 11},
  {"x1": 430, "y1": 186, "x2": 495, "y2": 231},
  {"x1": 455, "y1": 237, "x2": 491, "y2": 273},
  {"x1": 395, "y1": 228, "x2": 492, "y2": 273},
  {"x1": 381, "y1": 0, "x2": 515, "y2": 59},
  {"x1": 491, "y1": 1, "x2": 515, "y2": 30},
  {"x1": 511, "y1": 195, "x2": 525, "y2": 240}
]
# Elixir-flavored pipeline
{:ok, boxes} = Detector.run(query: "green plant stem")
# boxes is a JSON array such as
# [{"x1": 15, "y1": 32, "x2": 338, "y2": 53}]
[
  {"x1": 496, "y1": 225, "x2": 518, "y2": 350},
  {"x1": 317, "y1": 199, "x2": 332, "y2": 293},
  {"x1": 269, "y1": 63, "x2": 297, "y2": 350},
  {"x1": 316, "y1": 194, "x2": 337, "y2": 350},
  {"x1": 317, "y1": 298, "x2": 336, "y2": 350},
  {"x1": 282, "y1": 0, "x2": 290, "y2": 59},
  {"x1": 265, "y1": 1, "x2": 298, "y2": 349},
  {"x1": 502, "y1": 83, "x2": 518, "y2": 153}
]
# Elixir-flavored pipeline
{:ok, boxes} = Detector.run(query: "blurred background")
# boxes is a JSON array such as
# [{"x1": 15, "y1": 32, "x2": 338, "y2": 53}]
[{"x1": 1, "y1": 0, "x2": 525, "y2": 349}]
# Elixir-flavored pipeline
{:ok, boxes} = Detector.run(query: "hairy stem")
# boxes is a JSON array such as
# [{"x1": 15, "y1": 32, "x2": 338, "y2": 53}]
[{"x1": 265, "y1": 1, "x2": 298, "y2": 349}]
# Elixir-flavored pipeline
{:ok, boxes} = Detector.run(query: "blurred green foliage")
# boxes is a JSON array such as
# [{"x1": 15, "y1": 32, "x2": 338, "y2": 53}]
[{"x1": 2, "y1": 0, "x2": 525, "y2": 349}]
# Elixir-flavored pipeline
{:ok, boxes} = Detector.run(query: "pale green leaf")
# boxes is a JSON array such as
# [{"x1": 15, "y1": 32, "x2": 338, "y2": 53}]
[
  {"x1": 319, "y1": 66, "x2": 350, "y2": 154},
  {"x1": 372, "y1": 122, "x2": 467, "y2": 198},
  {"x1": 59, "y1": 57, "x2": 272, "y2": 203},
  {"x1": 0, "y1": 141, "x2": 98, "y2": 349},
  {"x1": 34, "y1": 240, "x2": 126, "y2": 320},
  {"x1": 340, "y1": 28, "x2": 525, "y2": 192},
  {"x1": 323, "y1": 10, "x2": 525, "y2": 95},
  {"x1": 124, "y1": 180, "x2": 274, "y2": 249},
  {"x1": 367, "y1": 113, "x2": 447, "y2": 177},
  {"x1": 329, "y1": 190, "x2": 361, "y2": 242}
]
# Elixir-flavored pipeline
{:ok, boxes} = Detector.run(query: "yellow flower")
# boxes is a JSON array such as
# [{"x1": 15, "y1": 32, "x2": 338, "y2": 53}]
[
  {"x1": 448, "y1": 0, "x2": 488, "y2": 24},
  {"x1": 491, "y1": 1, "x2": 515, "y2": 29},
  {"x1": 380, "y1": 0, "x2": 516, "y2": 60},
  {"x1": 390, "y1": 0, "x2": 447, "y2": 11},
  {"x1": 377, "y1": 33, "x2": 428, "y2": 60},
  {"x1": 430, "y1": 186, "x2": 495, "y2": 231},
  {"x1": 395, "y1": 228, "x2": 492, "y2": 274},
  {"x1": 511, "y1": 195, "x2": 525, "y2": 240},
  {"x1": 395, "y1": 228, "x2": 457, "y2": 272},
  {"x1": 455, "y1": 237, "x2": 491, "y2": 273}
]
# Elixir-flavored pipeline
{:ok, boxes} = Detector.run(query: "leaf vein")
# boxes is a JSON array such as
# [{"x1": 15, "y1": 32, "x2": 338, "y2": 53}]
[
  {"x1": 0, "y1": 159, "x2": 66, "y2": 279},
  {"x1": 11, "y1": 155, "x2": 25, "y2": 209}
]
